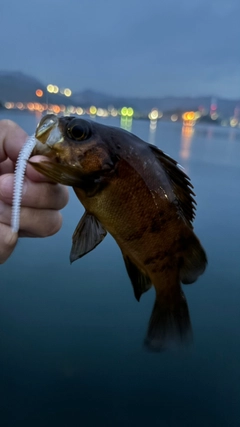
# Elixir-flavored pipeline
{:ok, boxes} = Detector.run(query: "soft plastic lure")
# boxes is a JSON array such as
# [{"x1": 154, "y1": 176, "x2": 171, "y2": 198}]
[{"x1": 11, "y1": 134, "x2": 37, "y2": 232}]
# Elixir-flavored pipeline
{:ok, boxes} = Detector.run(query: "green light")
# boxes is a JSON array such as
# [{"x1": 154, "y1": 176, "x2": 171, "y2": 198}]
[
  {"x1": 121, "y1": 107, "x2": 128, "y2": 116},
  {"x1": 127, "y1": 107, "x2": 134, "y2": 117}
]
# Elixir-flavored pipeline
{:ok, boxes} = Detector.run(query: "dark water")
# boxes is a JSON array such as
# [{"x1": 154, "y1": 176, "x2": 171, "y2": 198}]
[{"x1": 1, "y1": 111, "x2": 240, "y2": 426}]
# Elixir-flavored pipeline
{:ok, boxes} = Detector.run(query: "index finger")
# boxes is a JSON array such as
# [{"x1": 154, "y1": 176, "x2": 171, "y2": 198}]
[{"x1": 0, "y1": 120, "x2": 28, "y2": 162}]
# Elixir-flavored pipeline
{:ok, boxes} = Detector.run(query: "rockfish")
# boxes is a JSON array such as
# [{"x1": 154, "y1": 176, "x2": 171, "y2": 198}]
[{"x1": 30, "y1": 114, "x2": 207, "y2": 350}]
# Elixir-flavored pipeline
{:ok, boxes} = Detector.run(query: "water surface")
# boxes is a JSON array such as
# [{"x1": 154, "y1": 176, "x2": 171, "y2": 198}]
[{"x1": 1, "y1": 110, "x2": 240, "y2": 426}]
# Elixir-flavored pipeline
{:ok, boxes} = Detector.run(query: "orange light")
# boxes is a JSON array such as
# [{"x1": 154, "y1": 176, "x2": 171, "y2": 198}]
[
  {"x1": 52, "y1": 105, "x2": 61, "y2": 114},
  {"x1": 36, "y1": 89, "x2": 43, "y2": 97},
  {"x1": 183, "y1": 111, "x2": 195, "y2": 121},
  {"x1": 186, "y1": 112, "x2": 195, "y2": 120},
  {"x1": 27, "y1": 102, "x2": 34, "y2": 111}
]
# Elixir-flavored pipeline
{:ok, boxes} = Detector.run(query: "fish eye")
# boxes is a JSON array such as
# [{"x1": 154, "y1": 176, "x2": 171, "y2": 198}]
[{"x1": 67, "y1": 119, "x2": 92, "y2": 141}]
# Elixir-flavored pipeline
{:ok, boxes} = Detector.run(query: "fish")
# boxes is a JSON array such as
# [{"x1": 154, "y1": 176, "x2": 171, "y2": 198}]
[{"x1": 30, "y1": 114, "x2": 207, "y2": 351}]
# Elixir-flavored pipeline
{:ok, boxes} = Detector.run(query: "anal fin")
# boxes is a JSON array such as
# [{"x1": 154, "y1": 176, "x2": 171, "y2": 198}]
[
  {"x1": 70, "y1": 211, "x2": 107, "y2": 263},
  {"x1": 123, "y1": 255, "x2": 152, "y2": 301}
]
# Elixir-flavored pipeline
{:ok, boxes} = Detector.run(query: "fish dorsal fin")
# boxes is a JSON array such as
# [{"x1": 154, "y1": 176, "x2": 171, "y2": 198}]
[
  {"x1": 70, "y1": 211, "x2": 107, "y2": 263},
  {"x1": 149, "y1": 145, "x2": 196, "y2": 226},
  {"x1": 123, "y1": 255, "x2": 152, "y2": 301}
]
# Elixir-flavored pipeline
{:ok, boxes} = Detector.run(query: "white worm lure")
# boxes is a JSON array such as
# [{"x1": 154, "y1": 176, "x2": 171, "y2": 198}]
[{"x1": 11, "y1": 134, "x2": 37, "y2": 233}]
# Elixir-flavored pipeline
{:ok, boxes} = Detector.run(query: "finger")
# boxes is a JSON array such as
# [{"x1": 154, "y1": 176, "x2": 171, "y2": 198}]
[
  {"x1": 18, "y1": 209, "x2": 63, "y2": 237},
  {"x1": 0, "y1": 120, "x2": 28, "y2": 162},
  {"x1": 0, "y1": 158, "x2": 15, "y2": 175},
  {"x1": 0, "y1": 201, "x2": 63, "y2": 237},
  {"x1": 0, "y1": 223, "x2": 18, "y2": 264},
  {"x1": 0, "y1": 174, "x2": 69, "y2": 210}
]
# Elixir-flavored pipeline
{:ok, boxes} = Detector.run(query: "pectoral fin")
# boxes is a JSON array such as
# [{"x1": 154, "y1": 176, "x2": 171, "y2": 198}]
[
  {"x1": 70, "y1": 211, "x2": 107, "y2": 263},
  {"x1": 123, "y1": 255, "x2": 152, "y2": 301}
]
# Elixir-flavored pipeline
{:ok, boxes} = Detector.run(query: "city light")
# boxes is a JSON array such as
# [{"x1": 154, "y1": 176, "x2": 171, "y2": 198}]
[
  {"x1": 36, "y1": 89, "x2": 43, "y2": 97},
  {"x1": 182, "y1": 112, "x2": 195, "y2": 121},
  {"x1": 121, "y1": 107, "x2": 128, "y2": 116},
  {"x1": 66, "y1": 106, "x2": 75, "y2": 114},
  {"x1": 194, "y1": 111, "x2": 201, "y2": 119},
  {"x1": 97, "y1": 108, "x2": 104, "y2": 117},
  {"x1": 76, "y1": 107, "x2": 84, "y2": 115},
  {"x1": 230, "y1": 118, "x2": 238, "y2": 127},
  {"x1": 127, "y1": 107, "x2": 134, "y2": 117},
  {"x1": 3, "y1": 94, "x2": 237, "y2": 129},
  {"x1": 211, "y1": 112, "x2": 218, "y2": 120},
  {"x1": 46, "y1": 84, "x2": 60, "y2": 94},
  {"x1": 16, "y1": 102, "x2": 24, "y2": 110},
  {"x1": 182, "y1": 111, "x2": 197, "y2": 126},
  {"x1": 27, "y1": 102, "x2": 34, "y2": 110},
  {"x1": 148, "y1": 109, "x2": 160, "y2": 120},
  {"x1": 120, "y1": 107, "x2": 134, "y2": 117},
  {"x1": 5, "y1": 102, "x2": 13, "y2": 109},
  {"x1": 64, "y1": 88, "x2": 72, "y2": 97},
  {"x1": 110, "y1": 109, "x2": 118, "y2": 117},
  {"x1": 89, "y1": 105, "x2": 97, "y2": 115},
  {"x1": 47, "y1": 84, "x2": 54, "y2": 93}
]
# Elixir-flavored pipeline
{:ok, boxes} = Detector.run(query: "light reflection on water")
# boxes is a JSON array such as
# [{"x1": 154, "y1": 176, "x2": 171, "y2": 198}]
[
  {"x1": 0, "y1": 110, "x2": 240, "y2": 426},
  {"x1": 120, "y1": 115, "x2": 133, "y2": 132},
  {"x1": 148, "y1": 119, "x2": 158, "y2": 145},
  {"x1": 180, "y1": 125, "x2": 194, "y2": 162}
]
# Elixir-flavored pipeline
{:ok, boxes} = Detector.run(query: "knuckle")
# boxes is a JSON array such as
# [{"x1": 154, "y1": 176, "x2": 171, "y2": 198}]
[
  {"x1": 41, "y1": 212, "x2": 63, "y2": 237},
  {"x1": 58, "y1": 185, "x2": 69, "y2": 209}
]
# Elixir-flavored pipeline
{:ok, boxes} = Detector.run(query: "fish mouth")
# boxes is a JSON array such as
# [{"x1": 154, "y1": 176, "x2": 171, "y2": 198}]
[{"x1": 34, "y1": 114, "x2": 64, "y2": 153}]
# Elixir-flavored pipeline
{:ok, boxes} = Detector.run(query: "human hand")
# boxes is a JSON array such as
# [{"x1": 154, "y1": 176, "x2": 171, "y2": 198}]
[{"x1": 0, "y1": 119, "x2": 69, "y2": 263}]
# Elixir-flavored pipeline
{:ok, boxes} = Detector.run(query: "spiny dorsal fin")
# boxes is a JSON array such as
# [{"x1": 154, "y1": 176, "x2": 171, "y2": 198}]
[
  {"x1": 149, "y1": 145, "x2": 196, "y2": 227},
  {"x1": 70, "y1": 211, "x2": 107, "y2": 263},
  {"x1": 123, "y1": 254, "x2": 152, "y2": 301}
]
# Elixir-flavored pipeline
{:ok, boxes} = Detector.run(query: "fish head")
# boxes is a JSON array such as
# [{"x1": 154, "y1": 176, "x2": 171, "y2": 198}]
[{"x1": 32, "y1": 114, "x2": 115, "y2": 183}]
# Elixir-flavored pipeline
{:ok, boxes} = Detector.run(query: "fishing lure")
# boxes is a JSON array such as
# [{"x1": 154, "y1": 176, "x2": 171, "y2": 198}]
[{"x1": 11, "y1": 134, "x2": 37, "y2": 232}]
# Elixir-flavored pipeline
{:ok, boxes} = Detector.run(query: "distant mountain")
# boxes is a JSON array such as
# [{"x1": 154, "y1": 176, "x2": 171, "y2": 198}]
[
  {"x1": 0, "y1": 71, "x2": 65, "y2": 105},
  {"x1": 0, "y1": 71, "x2": 239, "y2": 117},
  {"x1": 0, "y1": 71, "x2": 45, "y2": 102},
  {"x1": 72, "y1": 91, "x2": 240, "y2": 117}
]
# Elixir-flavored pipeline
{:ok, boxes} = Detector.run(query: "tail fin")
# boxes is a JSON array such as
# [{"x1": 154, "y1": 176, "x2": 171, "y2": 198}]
[{"x1": 144, "y1": 291, "x2": 192, "y2": 352}]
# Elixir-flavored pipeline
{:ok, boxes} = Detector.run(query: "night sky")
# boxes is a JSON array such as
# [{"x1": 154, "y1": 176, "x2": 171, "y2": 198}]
[{"x1": 1, "y1": 0, "x2": 239, "y2": 98}]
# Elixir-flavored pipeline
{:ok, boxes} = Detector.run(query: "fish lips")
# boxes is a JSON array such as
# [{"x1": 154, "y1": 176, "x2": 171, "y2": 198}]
[{"x1": 33, "y1": 114, "x2": 64, "y2": 155}]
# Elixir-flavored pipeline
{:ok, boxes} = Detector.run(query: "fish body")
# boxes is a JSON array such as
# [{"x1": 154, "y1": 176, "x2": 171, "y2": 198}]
[{"x1": 31, "y1": 114, "x2": 207, "y2": 350}]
